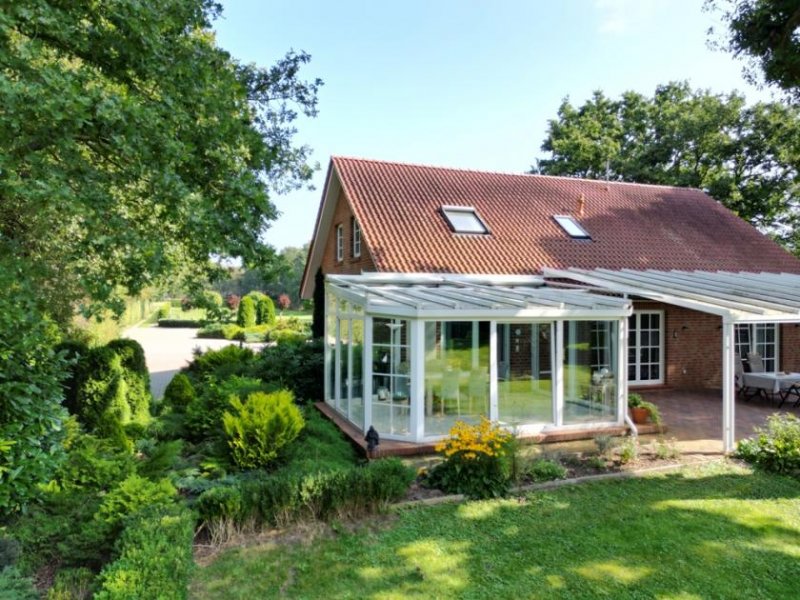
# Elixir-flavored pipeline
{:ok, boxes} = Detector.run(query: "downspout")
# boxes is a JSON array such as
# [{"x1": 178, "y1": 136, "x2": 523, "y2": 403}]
[{"x1": 625, "y1": 412, "x2": 638, "y2": 437}]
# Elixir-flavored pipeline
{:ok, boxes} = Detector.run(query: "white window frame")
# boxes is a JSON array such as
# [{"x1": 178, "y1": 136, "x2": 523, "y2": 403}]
[
  {"x1": 627, "y1": 310, "x2": 664, "y2": 386},
  {"x1": 352, "y1": 218, "x2": 361, "y2": 258},
  {"x1": 441, "y1": 205, "x2": 489, "y2": 234},
  {"x1": 735, "y1": 323, "x2": 779, "y2": 372},
  {"x1": 553, "y1": 215, "x2": 591, "y2": 239},
  {"x1": 335, "y1": 223, "x2": 344, "y2": 262}
]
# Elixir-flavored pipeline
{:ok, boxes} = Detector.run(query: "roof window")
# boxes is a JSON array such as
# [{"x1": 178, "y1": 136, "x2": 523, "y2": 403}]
[
  {"x1": 553, "y1": 215, "x2": 591, "y2": 239},
  {"x1": 441, "y1": 206, "x2": 489, "y2": 234}
]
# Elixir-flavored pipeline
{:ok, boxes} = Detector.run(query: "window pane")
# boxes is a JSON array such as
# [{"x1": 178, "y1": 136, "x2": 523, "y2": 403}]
[
  {"x1": 424, "y1": 321, "x2": 490, "y2": 436},
  {"x1": 370, "y1": 319, "x2": 410, "y2": 436},
  {"x1": 564, "y1": 321, "x2": 617, "y2": 424},
  {"x1": 442, "y1": 208, "x2": 488, "y2": 234},
  {"x1": 498, "y1": 323, "x2": 553, "y2": 426}
]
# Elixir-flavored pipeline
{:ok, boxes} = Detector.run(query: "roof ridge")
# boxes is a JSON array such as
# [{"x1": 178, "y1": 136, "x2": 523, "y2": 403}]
[{"x1": 331, "y1": 155, "x2": 705, "y2": 194}]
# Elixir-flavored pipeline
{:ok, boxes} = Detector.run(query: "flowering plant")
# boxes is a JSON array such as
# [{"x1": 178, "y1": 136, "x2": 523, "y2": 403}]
[{"x1": 428, "y1": 418, "x2": 515, "y2": 499}]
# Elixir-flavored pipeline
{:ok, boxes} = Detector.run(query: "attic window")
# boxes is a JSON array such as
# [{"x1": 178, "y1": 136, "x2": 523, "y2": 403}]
[
  {"x1": 441, "y1": 206, "x2": 489, "y2": 234},
  {"x1": 553, "y1": 215, "x2": 591, "y2": 239}
]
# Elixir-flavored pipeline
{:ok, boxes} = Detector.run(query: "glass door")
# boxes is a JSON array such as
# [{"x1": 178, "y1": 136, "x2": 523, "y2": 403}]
[
  {"x1": 628, "y1": 311, "x2": 663, "y2": 385},
  {"x1": 496, "y1": 323, "x2": 554, "y2": 426}
]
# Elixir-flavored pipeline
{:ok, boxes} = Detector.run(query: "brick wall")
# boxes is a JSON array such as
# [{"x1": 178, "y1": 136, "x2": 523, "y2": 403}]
[
  {"x1": 780, "y1": 324, "x2": 800, "y2": 372},
  {"x1": 320, "y1": 190, "x2": 377, "y2": 276}
]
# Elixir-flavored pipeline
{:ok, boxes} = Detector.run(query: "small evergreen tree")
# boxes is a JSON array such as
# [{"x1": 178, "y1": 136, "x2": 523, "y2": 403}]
[{"x1": 237, "y1": 296, "x2": 257, "y2": 328}]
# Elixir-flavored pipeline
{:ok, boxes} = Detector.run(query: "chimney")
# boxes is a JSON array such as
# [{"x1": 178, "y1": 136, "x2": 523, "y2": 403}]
[{"x1": 576, "y1": 193, "x2": 585, "y2": 218}]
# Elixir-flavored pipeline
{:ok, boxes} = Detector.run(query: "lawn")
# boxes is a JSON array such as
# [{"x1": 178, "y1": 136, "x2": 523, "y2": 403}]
[{"x1": 191, "y1": 462, "x2": 800, "y2": 599}]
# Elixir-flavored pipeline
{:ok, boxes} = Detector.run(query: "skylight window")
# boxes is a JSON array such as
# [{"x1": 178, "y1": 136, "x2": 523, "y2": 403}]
[
  {"x1": 553, "y1": 215, "x2": 591, "y2": 239},
  {"x1": 441, "y1": 206, "x2": 489, "y2": 234}
]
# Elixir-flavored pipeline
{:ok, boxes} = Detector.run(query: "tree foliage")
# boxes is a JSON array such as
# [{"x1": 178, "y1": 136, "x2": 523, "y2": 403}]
[
  {"x1": 708, "y1": 0, "x2": 800, "y2": 97},
  {"x1": 536, "y1": 82, "x2": 800, "y2": 249},
  {"x1": 0, "y1": 0, "x2": 322, "y2": 321}
]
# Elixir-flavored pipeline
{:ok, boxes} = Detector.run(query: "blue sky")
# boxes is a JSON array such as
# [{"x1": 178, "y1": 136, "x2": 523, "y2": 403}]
[{"x1": 213, "y1": 0, "x2": 773, "y2": 251}]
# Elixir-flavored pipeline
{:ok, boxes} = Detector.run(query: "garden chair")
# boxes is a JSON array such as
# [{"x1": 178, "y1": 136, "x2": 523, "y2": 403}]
[
  {"x1": 746, "y1": 351, "x2": 765, "y2": 373},
  {"x1": 441, "y1": 368, "x2": 461, "y2": 415}
]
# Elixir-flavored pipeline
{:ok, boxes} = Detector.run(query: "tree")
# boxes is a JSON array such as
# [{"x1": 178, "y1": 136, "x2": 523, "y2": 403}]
[
  {"x1": 707, "y1": 0, "x2": 800, "y2": 97},
  {"x1": 536, "y1": 82, "x2": 800, "y2": 249},
  {"x1": 0, "y1": 1, "x2": 322, "y2": 321},
  {"x1": 312, "y1": 268, "x2": 326, "y2": 339}
]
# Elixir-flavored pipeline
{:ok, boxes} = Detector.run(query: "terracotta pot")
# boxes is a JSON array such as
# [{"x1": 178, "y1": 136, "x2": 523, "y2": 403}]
[{"x1": 630, "y1": 406, "x2": 650, "y2": 424}]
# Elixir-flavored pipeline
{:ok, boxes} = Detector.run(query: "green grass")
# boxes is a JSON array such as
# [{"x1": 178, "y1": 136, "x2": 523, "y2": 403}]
[
  {"x1": 279, "y1": 310, "x2": 312, "y2": 322},
  {"x1": 191, "y1": 462, "x2": 800, "y2": 599}
]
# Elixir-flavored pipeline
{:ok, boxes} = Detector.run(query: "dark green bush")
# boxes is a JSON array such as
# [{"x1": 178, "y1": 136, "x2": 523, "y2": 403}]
[
  {"x1": 0, "y1": 566, "x2": 38, "y2": 599},
  {"x1": 94, "y1": 505, "x2": 194, "y2": 600},
  {"x1": 0, "y1": 278, "x2": 69, "y2": 514},
  {"x1": 54, "y1": 339, "x2": 90, "y2": 415},
  {"x1": 196, "y1": 485, "x2": 243, "y2": 523},
  {"x1": 222, "y1": 390, "x2": 305, "y2": 469},
  {"x1": 185, "y1": 345, "x2": 255, "y2": 381},
  {"x1": 185, "y1": 376, "x2": 272, "y2": 441},
  {"x1": 105, "y1": 339, "x2": 148, "y2": 380},
  {"x1": 236, "y1": 296, "x2": 257, "y2": 328},
  {"x1": 157, "y1": 319, "x2": 203, "y2": 328},
  {"x1": 255, "y1": 294, "x2": 276, "y2": 326},
  {"x1": 163, "y1": 373, "x2": 195, "y2": 412},
  {"x1": 250, "y1": 339, "x2": 323, "y2": 403},
  {"x1": 0, "y1": 537, "x2": 20, "y2": 569},
  {"x1": 136, "y1": 440, "x2": 184, "y2": 481},
  {"x1": 737, "y1": 413, "x2": 800, "y2": 475},
  {"x1": 526, "y1": 458, "x2": 567, "y2": 482}
]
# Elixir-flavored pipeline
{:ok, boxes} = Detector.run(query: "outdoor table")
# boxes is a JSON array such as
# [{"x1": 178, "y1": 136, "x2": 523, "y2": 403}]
[{"x1": 741, "y1": 372, "x2": 800, "y2": 407}]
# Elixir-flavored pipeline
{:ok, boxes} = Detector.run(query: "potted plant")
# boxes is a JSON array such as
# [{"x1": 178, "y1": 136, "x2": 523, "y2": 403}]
[{"x1": 628, "y1": 393, "x2": 662, "y2": 425}]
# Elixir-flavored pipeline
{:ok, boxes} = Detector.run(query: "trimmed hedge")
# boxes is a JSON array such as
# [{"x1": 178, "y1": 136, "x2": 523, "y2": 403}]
[
  {"x1": 94, "y1": 506, "x2": 194, "y2": 600},
  {"x1": 197, "y1": 458, "x2": 414, "y2": 528},
  {"x1": 157, "y1": 319, "x2": 203, "y2": 328}
]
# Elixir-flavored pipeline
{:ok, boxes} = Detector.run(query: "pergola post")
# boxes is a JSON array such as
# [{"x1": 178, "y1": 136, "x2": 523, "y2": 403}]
[{"x1": 721, "y1": 319, "x2": 736, "y2": 453}]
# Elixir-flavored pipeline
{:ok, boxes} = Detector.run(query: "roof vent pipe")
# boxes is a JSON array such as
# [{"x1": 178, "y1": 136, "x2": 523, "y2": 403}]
[{"x1": 576, "y1": 193, "x2": 585, "y2": 218}]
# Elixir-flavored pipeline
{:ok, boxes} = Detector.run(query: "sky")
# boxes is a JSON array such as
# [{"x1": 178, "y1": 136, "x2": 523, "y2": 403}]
[{"x1": 213, "y1": 0, "x2": 774, "y2": 252}]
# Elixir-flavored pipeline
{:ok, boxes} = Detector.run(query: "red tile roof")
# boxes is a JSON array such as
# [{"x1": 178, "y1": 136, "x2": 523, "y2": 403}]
[{"x1": 332, "y1": 156, "x2": 800, "y2": 275}]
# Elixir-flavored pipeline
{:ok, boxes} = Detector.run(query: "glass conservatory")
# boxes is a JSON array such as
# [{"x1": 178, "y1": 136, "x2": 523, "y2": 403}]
[{"x1": 324, "y1": 273, "x2": 633, "y2": 442}]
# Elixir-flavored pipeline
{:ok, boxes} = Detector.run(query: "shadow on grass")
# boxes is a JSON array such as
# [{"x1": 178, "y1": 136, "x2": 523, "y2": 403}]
[{"x1": 193, "y1": 464, "x2": 800, "y2": 599}]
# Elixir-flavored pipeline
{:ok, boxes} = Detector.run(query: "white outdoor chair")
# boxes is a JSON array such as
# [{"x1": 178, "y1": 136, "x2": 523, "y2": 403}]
[{"x1": 746, "y1": 352, "x2": 765, "y2": 373}]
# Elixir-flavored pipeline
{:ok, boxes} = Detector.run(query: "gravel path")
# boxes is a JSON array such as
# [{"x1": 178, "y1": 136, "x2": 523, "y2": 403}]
[{"x1": 123, "y1": 326, "x2": 264, "y2": 399}]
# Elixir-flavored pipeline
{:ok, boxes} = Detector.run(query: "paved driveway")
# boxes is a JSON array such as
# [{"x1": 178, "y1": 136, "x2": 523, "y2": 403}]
[{"x1": 124, "y1": 326, "x2": 264, "y2": 398}]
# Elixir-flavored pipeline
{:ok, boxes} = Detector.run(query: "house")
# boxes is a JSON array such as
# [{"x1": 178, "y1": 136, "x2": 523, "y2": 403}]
[{"x1": 300, "y1": 157, "x2": 800, "y2": 452}]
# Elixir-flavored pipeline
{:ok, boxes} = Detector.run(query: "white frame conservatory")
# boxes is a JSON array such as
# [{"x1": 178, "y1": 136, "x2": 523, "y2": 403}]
[{"x1": 324, "y1": 273, "x2": 633, "y2": 442}]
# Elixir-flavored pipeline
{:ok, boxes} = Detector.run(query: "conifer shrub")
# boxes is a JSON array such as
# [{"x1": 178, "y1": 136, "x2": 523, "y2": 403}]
[
  {"x1": 236, "y1": 295, "x2": 257, "y2": 328},
  {"x1": 222, "y1": 390, "x2": 305, "y2": 469},
  {"x1": 255, "y1": 295, "x2": 276, "y2": 325},
  {"x1": 163, "y1": 373, "x2": 195, "y2": 412}
]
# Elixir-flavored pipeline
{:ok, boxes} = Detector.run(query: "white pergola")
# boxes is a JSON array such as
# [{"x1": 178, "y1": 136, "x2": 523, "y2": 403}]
[{"x1": 544, "y1": 268, "x2": 800, "y2": 452}]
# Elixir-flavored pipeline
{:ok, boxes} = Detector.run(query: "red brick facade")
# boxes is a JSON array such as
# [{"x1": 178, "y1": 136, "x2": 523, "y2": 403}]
[
  {"x1": 320, "y1": 190, "x2": 377, "y2": 276},
  {"x1": 633, "y1": 301, "x2": 800, "y2": 391}
]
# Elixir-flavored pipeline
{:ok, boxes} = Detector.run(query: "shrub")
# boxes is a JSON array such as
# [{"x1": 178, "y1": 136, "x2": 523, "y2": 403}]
[
  {"x1": 185, "y1": 345, "x2": 255, "y2": 381},
  {"x1": 0, "y1": 280, "x2": 69, "y2": 514},
  {"x1": 281, "y1": 409, "x2": 357, "y2": 476},
  {"x1": 526, "y1": 458, "x2": 567, "y2": 482},
  {"x1": 54, "y1": 339, "x2": 91, "y2": 415},
  {"x1": 105, "y1": 339, "x2": 148, "y2": 379},
  {"x1": 428, "y1": 418, "x2": 515, "y2": 499},
  {"x1": 136, "y1": 440, "x2": 183, "y2": 481},
  {"x1": 736, "y1": 413, "x2": 800, "y2": 475},
  {"x1": 47, "y1": 567, "x2": 96, "y2": 600},
  {"x1": 0, "y1": 537, "x2": 20, "y2": 569},
  {"x1": 225, "y1": 294, "x2": 241, "y2": 310},
  {"x1": 185, "y1": 376, "x2": 272, "y2": 441},
  {"x1": 255, "y1": 295, "x2": 276, "y2": 326},
  {"x1": 95, "y1": 475, "x2": 177, "y2": 538},
  {"x1": 0, "y1": 567, "x2": 38, "y2": 600},
  {"x1": 251, "y1": 339, "x2": 324, "y2": 403},
  {"x1": 237, "y1": 296, "x2": 257, "y2": 328},
  {"x1": 94, "y1": 506, "x2": 194, "y2": 600},
  {"x1": 50, "y1": 433, "x2": 137, "y2": 492},
  {"x1": 618, "y1": 437, "x2": 639, "y2": 464},
  {"x1": 222, "y1": 390, "x2": 305, "y2": 469},
  {"x1": 278, "y1": 293, "x2": 291, "y2": 311},
  {"x1": 270, "y1": 329, "x2": 309, "y2": 345},
  {"x1": 157, "y1": 304, "x2": 170, "y2": 319},
  {"x1": 163, "y1": 373, "x2": 195, "y2": 412},
  {"x1": 157, "y1": 318, "x2": 203, "y2": 328}
]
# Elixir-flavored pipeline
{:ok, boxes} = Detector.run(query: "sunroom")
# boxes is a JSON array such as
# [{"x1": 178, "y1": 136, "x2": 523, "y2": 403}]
[{"x1": 324, "y1": 273, "x2": 633, "y2": 442}]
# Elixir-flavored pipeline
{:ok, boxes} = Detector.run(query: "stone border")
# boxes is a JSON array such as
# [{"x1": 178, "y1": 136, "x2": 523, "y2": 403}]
[{"x1": 391, "y1": 456, "x2": 727, "y2": 510}]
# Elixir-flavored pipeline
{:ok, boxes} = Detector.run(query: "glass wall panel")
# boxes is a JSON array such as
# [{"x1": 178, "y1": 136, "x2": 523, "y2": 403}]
[
  {"x1": 563, "y1": 321, "x2": 617, "y2": 424},
  {"x1": 325, "y1": 292, "x2": 337, "y2": 405},
  {"x1": 424, "y1": 321, "x2": 490, "y2": 436},
  {"x1": 337, "y1": 318, "x2": 349, "y2": 415},
  {"x1": 497, "y1": 323, "x2": 553, "y2": 425},
  {"x1": 350, "y1": 319, "x2": 365, "y2": 428},
  {"x1": 371, "y1": 318, "x2": 410, "y2": 435}
]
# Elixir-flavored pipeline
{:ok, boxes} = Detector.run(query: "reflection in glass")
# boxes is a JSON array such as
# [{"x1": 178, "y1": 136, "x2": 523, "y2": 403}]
[
  {"x1": 563, "y1": 321, "x2": 617, "y2": 424},
  {"x1": 424, "y1": 321, "x2": 490, "y2": 436},
  {"x1": 497, "y1": 323, "x2": 553, "y2": 425}
]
